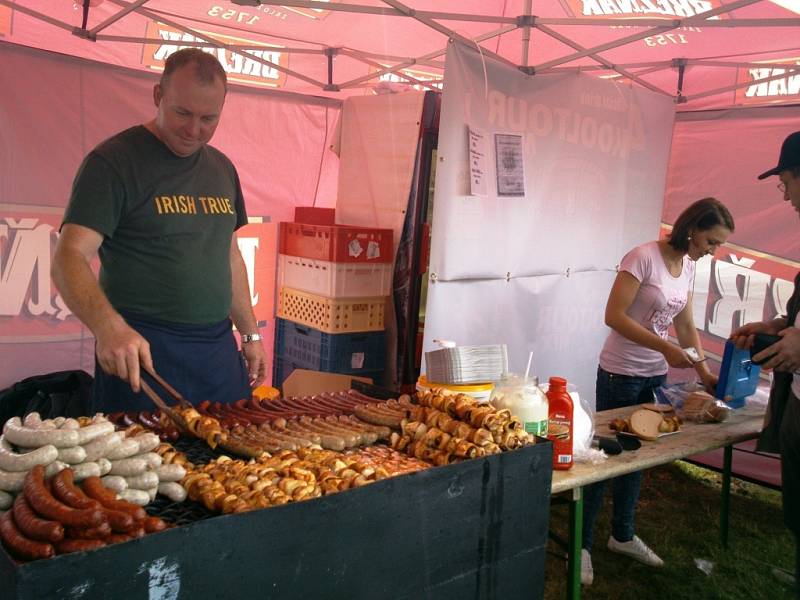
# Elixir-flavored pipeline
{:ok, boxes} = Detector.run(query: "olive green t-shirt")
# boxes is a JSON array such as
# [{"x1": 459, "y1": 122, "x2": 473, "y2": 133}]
[{"x1": 63, "y1": 126, "x2": 247, "y2": 324}]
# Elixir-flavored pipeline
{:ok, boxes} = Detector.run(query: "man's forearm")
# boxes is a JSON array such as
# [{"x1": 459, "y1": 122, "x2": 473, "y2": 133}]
[
  {"x1": 229, "y1": 248, "x2": 258, "y2": 334},
  {"x1": 51, "y1": 249, "x2": 125, "y2": 337}
]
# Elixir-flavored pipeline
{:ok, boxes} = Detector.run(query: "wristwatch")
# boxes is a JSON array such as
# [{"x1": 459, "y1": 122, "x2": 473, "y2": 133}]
[{"x1": 241, "y1": 333, "x2": 262, "y2": 344}]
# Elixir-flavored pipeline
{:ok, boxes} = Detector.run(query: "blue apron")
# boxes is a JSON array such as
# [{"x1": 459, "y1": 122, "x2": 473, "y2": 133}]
[{"x1": 90, "y1": 311, "x2": 250, "y2": 413}]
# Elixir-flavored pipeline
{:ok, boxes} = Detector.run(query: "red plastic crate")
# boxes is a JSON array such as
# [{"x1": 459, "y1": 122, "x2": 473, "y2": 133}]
[
  {"x1": 279, "y1": 222, "x2": 393, "y2": 263},
  {"x1": 294, "y1": 207, "x2": 335, "y2": 225}
]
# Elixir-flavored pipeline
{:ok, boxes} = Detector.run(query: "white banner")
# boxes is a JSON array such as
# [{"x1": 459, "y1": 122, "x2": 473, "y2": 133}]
[{"x1": 424, "y1": 42, "x2": 675, "y2": 406}]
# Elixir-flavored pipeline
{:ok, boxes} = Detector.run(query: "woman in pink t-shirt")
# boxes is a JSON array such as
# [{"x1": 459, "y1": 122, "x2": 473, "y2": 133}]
[{"x1": 580, "y1": 197, "x2": 735, "y2": 586}]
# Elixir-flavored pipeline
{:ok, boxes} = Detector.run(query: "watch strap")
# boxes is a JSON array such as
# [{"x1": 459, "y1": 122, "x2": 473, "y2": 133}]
[{"x1": 241, "y1": 333, "x2": 262, "y2": 343}]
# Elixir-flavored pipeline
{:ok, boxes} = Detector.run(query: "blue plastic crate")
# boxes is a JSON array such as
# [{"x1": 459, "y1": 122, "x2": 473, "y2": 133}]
[
  {"x1": 274, "y1": 317, "x2": 386, "y2": 373},
  {"x1": 715, "y1": 339, "x2": 761, "y2": 409},
  {"x1": 272, "y1": 356, "x2": 383, "y2": 390}
]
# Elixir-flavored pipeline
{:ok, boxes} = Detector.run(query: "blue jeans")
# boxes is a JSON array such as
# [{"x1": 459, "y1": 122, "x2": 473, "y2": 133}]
[{"x1": 581, "y1": 366, "x2": 667, "y2": 550}]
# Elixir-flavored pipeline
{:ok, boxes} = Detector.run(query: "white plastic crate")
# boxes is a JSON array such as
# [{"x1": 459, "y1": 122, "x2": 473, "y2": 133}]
[
  {"x1": 277, "y1": 287, "x2": 386, "y2": 334},
  {"x1": 278, "y1": 254, "x2": 392, "y2": 298}
]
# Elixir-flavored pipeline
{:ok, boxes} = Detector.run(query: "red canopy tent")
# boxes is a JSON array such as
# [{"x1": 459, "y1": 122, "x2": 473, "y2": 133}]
[{"x1": 0, "y1": 0, "x2": 798, "y2": 108}]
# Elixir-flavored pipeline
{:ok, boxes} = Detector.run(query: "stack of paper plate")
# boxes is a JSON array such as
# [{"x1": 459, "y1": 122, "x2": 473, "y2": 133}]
[{"x1": 425, "y1": 344, "x2": 508, "y2": 385}]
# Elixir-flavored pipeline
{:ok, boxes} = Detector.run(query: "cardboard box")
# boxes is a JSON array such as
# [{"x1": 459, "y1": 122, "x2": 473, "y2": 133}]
[{"x1": 279, "y1": 368, "x2": 374, "y2": 397}]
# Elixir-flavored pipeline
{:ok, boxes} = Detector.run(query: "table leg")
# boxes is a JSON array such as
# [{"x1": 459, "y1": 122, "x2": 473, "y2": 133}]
[
  {"x1": 720, "y1": 444, "x2": 732, "y2": 549},
  {"x1": 567, "y1": 487, "x2": 583, "y2": 600}
]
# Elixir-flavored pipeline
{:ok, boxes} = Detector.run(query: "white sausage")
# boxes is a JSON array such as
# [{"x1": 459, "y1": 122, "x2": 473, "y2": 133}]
[
  {"x1": 60, "y1": 418, "x2": 81, "y2": 430},
  {"x1": 108, "y1": 457, "x2": 147, "y2": 477},
  {"x1": 157, "y1": 482, "x2": 187, "y2": 503},
  {"x1": 146, "y1": 486, "x2": 158, "y2": 502},
  {"x1": 76, "y1": 421, "x2": 115, "y2": 445},
  {"x1": 71, "y1": 462, "x2": 102, "y2": 482},
  {"x1": 118, "y1": 489, "x2": 149, "y2": 506},
  {"x1": 0, "y1": 490, "x2": 12, "y2": 510},
  {"x1": 29, "y1": 414, "x2": 58, "y2": 430},
  {"x1": 155, "y1": 464, "x2": 186, "y2": 482},
  {"x1": 0, "y1": 435, "x2": 57, "y2": 472},
  {"x1": 45, "y1": 461, "x2": 68, "y2": 477},
  {"x1": 82, "y1": 431, "x2": 122, "y2": 462},
  {"x1": 100, "y1": 475, "x2": 128, "y2": 493},
  {"x1": 56, "y1": 445, "x2": 87, "y2": 465},
  {"x1": 132, "y1": 433, "x2": 160, "y2": 454},
  {"x1": 0, "y1": 468, "x2": 28, "y2": 492},
  {"x1": 4, "y1": 418, "x2": 79, "y2": 448},
  {"x1": 52, "y1": 417, "x2": 66, "y2": 428},
  {"x1": 97, "y1": 458, "x2": 112, "y2": 476},
  {"x1": 124, "y1": 471, "x2": 158, "y2": 491},
  {"x1": 22, "y1": 413, "x2": 47, "y2": 428},
  {"x1": 106, "y1": 439, "x2": 141, "y2": 461},
  {"x1": 139, "y1": 452, "x2": 163, "y2": 470},
  {"x1": 0, "y1": 461, "x2": 66, "y2": 491}
]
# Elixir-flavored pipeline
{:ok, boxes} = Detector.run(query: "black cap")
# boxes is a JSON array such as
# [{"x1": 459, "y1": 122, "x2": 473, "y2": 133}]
[{"x1": 758, "y1": 131, "x2": 800, "y2": 179}]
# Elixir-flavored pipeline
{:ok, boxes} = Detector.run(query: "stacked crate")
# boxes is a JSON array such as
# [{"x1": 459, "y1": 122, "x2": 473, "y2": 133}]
[{"x1": 273, "y1": 219, "x2": 394, "y2": 388}]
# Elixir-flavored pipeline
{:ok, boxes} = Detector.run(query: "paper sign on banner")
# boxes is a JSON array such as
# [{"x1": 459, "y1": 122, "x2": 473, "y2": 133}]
[
  {"x1": 366, "y1": 240, "x2": 381, "y2": 259},
  {"x1": 348, "y1": 239, "x2": 364, "y2": 257},
  {"x1": 468, "y1": 126, "x2": 488, "y2": 197},
  {"x1": 494, "y1": 133, "x2": 525, "y2": 197}
]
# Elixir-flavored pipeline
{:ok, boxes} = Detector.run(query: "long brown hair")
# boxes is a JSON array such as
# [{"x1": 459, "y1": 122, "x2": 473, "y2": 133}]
[{"x1": 668, "y1": 197, "x2": 735, "y2": 252}]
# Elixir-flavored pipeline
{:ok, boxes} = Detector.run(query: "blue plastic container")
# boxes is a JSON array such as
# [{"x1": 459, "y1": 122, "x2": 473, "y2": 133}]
[
  {"x1": 274, "y1": 317, "x2": 386, "y2": 373},
  {"x1": 715, "y1": 339, "x2": 761, "y2": 409}
]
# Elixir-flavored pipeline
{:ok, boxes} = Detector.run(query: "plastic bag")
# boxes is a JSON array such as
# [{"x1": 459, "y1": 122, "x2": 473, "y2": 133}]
[
  {"x1": 571, "y1": 389, "x2": 596, "y2": 462},
  {"x1": 655, "y1": 381, "x2": 731, "y2": 423}
]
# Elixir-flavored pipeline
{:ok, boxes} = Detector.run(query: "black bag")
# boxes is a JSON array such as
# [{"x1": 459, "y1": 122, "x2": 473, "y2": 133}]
[{"x1": 0, "y1": 370, "x2": 93, "y2": 429}]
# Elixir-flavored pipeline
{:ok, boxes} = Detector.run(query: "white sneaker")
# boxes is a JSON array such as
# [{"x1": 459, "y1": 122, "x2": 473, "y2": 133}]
[
  {"x1": 581, "y1": 549, "x2": 593, "y2": 585},
  {"x1": 607, "y1": 535, "x2": 664, "y2": 567}
]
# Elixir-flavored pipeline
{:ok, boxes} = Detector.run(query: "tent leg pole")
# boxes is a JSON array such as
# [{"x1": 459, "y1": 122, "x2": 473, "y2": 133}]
[
  {"x1": 720, "y1": 444, "x2": 732, "y2": 549},
  {"x1": 567, "y1": 487, "x2": 583, "y2": 600}
]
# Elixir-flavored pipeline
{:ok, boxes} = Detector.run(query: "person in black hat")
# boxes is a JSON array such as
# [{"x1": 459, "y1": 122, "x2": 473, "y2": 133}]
[{"x1": 732, "y1": 130, "x2": 800, "y2": 595}]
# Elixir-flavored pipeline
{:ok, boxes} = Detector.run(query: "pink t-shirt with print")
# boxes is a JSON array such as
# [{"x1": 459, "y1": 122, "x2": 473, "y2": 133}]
[{"x1": 599, "y1": 240, "x2": 695, "y2": 377}]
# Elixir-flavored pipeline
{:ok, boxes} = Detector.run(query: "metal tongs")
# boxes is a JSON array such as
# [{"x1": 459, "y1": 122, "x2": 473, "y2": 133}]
[{"x1": 139, "y1": 367, "x2": 193, "y2": 436}]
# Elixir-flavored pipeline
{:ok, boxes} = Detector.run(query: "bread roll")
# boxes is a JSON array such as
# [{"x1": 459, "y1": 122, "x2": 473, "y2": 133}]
[{"x1": 628, "y1": 409, "x2": 663, "y2": 440}]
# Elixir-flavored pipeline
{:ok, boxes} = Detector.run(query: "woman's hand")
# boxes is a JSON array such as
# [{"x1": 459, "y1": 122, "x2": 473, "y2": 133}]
[
  {"x1": 663, "y1": 343, "x2": 693, "y2": 368},
  {"x1": 699, "y1": 370, "x2": 718, "y2": 394}
]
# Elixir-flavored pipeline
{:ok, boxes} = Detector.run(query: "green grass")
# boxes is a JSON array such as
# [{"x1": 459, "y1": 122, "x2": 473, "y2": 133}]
[{"x1": 545, "y1": 462, "x2": 796, "y2": 599}]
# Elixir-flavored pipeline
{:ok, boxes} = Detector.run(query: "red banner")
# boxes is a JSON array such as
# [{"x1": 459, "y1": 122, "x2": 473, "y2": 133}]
[
  {"x1": 661, "y1": 225, "x2": 798, "y2": 362},
  {"x1": 734, "y1": 58, "x2": 800, "y2": 106},
  {"x1": 0, "y1": 206, "x2": 82, "y2": 343},
  {"x1": 235, "y1": 221, "x2": 277, "y2": 326},
  {"x1": 563, "y1": 0, "x2": 724, "y2": 19},
  {"x1": 367, "y1": 64, "x2": 442, "y2": 94},
  {"x1": 280, "y1": 0, "x2": 336, "y2": 20},
  {"x1": 141, "y1": 22, "x2": 288, "y2": 89},
  {"x1": 0, "y1": 6, "x2": 11, "y2": 37},
  {"x1": 0, "y1": 205, "x2": 276, "y2": 383}
]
